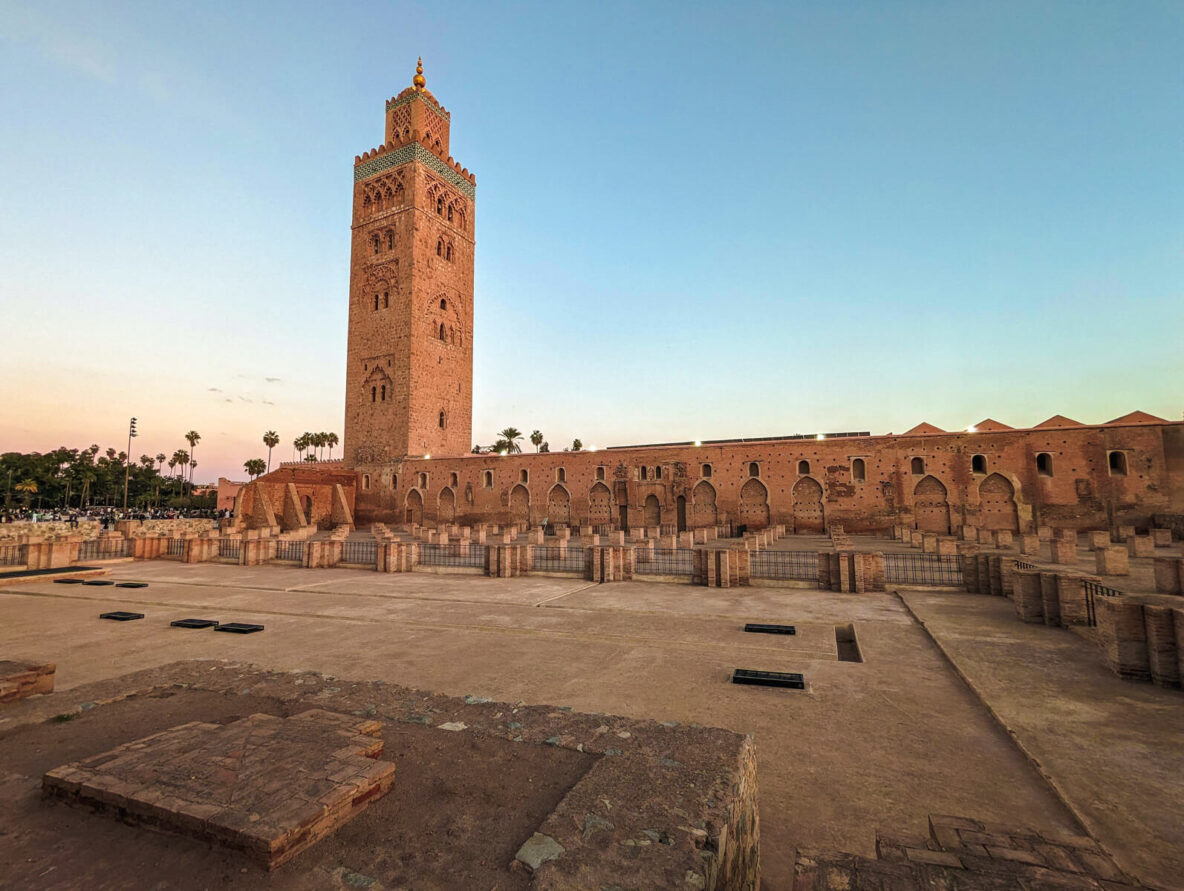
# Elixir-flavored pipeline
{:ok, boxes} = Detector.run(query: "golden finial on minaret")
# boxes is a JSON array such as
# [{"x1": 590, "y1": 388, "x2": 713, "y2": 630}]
[{"x1": 413, "y1": 57, "x2": 426, "y2": 91}]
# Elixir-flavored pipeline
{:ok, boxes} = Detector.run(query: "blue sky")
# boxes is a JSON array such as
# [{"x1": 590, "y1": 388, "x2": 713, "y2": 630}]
[{"x1": 1, "y1": 0, "x2": 1180, "y2": 481}]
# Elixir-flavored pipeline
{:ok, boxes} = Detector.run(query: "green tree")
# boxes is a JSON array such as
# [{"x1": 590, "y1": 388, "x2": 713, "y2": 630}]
[
  {"x1": 13, "y1": 478, "x2": 37, "y2": 507},
  {"x1": 498, "y1": 428, "x2": 523, "y2": 454},
  {"x1": 530, "y1": 430, "x2": 544, "y2": 452},
  {"x1": 572, "y1": 438, "x2": 583, "y2": 451},
  {"x1": 263, "y1": 431, "x2": 279, "y2": 473},
  {"x1": 184, "y1": 431, "x2": 201, "y2": 494}
]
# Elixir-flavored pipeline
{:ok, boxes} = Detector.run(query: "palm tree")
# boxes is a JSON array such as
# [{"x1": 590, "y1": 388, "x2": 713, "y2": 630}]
[
  {"x1": 530, "y1": 430, "x2": 543, "y2": 452},
  {"x1": 326, "y1": 432, "x2": 339, "y2": 460},
  {"x1": 13, "y1": 479, "x2": 37, "y2": 507},
  {"x1": 293, "y1": 435, "x2": 304, "y2": 462},
  {"x1": 263, "y1": 431, "x2": 279, "y2": 473},
  {"x1": 244, "y1": 458, "x2": 267, "y2": 479},
  {"x1": 498, "y1": 428, "x2": 523, "y2": 454},
  {"x1": 139, "y1": 454, "x2": 154, "y2": 469},
  {"x1": 184, "y1": 431, "x2": 201, "y2": 494},
  {"x1": 172, "y1": 449, "x2": 189, "y2": 496},
  {"x1": 156, "y1": 453, "x2": 166, "y2": 475}
]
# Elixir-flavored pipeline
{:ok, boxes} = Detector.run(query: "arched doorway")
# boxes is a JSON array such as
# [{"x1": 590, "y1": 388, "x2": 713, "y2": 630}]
[
  {"x1": 676, "y1": 496, "x2": 687, "y2": 532},
  {"x1": 791, "y1": 477, "x2": 824, "y2": 533},
  {"x1": 643, "y1": 493, "x2": 661, "y2": 527},
  {"x1": 913, "y1": 475, "x2": 950, "y2": 533},
  {"x1": 979, "y1": 473, "x2": 1019, "y2": 531},
  {"x1": 438, "y1": 487, "x2": 455, "y2": 523},
  {"x1": 510, "y1": 484, "x2": 530, "y2": 525},
  {"x1": 739, "y1": 478, "x2": 770, "y2": 528},
  {"x1": 693, "y1": 480, "x2": 717, "y2": 527},
  {"x1": 588, "y1": 482, "x2": 612, "y2": 525},
  {"x1": 547, "y1": 485, "x2": 570, "y2": 525},
  {"x1": 405, "y1": 489, "x2": 423, "y2": 525},
  {"x1": 302, "y1": 495, "x2": 313, "y2": 525}
]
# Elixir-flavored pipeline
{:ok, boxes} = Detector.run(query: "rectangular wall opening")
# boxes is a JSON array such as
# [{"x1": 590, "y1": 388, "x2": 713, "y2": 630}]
[{"x1": 835, "y1": 623, "x2": 862, "y2": 663}]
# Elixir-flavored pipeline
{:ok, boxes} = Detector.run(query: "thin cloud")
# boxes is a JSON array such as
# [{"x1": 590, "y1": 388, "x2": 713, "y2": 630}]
[
  {"x1": 208, "y1": 387, "x2": 222, "y2": 393},
  {"x1": 264, "y1": 377, "x2": 282, "y2": 383}
]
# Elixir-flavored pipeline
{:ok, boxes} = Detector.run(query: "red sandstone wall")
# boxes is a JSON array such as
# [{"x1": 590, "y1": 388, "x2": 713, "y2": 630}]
[
  {"x1": 249, "y1": 466, "x2": 357, "y2": 530},
  {"x1": 346, "y1": 422, "x2": 1183, "y2": 532}
]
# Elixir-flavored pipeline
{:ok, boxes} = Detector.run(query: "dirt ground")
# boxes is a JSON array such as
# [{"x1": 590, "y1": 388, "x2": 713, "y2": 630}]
[{"x1": 0, "y1": 688, "x2": 594, "y2": 890}]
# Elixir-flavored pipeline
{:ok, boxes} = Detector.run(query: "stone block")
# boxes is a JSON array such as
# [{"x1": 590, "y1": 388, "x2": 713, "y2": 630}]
[
  {"x1": 1056, "y1": 575, "x2": 1089, "y2": 626},
  {"x1": 1096, "y1": 546, "x2": 1129, "y2": 577},
  {"x1": 1018, "y1": 533, "x2": 1039, "y2": 555},
  {"x1": 921, "y1": 533, "x2": 938, "y2": 554},
  {"x1": 1117, "y1": 524, "x2": 1136, "y2": 542},
  {"x1": 936, "y1": 539, "x2": 957, "y2": 556},
  {"x1": 1127, "y1": 535, "x2": 1154, "y2": 558},
  {"x1": 1152, "y1": 557, "x2": 1183, "y2": 595},
  {"x1": 1039, "y1": 572, "x2": 1061, "y2": 627},
  {"x1": 995, "y1": 529, "x2": 1014, "y2": 548},
  {"x1": 1037, "y1": 524, "x2": 1052, "y2": 541},
  {"x1": 1095, "y1": 597, "x2": 1150, "y2": 680},
  {"x1": 1152, "y1": 528, "x2": 1172, "y2": 547},
  {"x1": 961, "y1": 525, "x2": 978, "y2": 541},
  {"x1": 1088, "y1": 530, "x2": 1112, "y2": 550},
  {"x1": 1050, "y1": 538, "x2": 1077, "y2": 565},
  {"x1": 1144, "y1": 605, "x2": 1180, "y2": 688},
  {"x1": 1013, "y1": 571, "x2": 1044, "y2": 623}
]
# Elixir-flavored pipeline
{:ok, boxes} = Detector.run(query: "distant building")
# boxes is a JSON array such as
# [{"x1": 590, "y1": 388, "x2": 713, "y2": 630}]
[{"x1": 217, "y1": 477, "x2": 247, "y2": 513}]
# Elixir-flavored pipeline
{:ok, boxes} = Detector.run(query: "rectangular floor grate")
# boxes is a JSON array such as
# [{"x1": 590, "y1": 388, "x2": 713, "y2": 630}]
[
  {"x1": 100, "y1": 611, "x2": 145, "y2": 621},
  {"x1": 732, "y1": 669, "x2": 805, "y2": 689},
  {"x1": 215, "y1": 623, "x2": 264, "y2": 634},
  {"x1": 171, "y1": 618, "x2": 218, "y2": 629},
  {"x1": 744, "y1": 623, "x2": 796, "y2": 635}
]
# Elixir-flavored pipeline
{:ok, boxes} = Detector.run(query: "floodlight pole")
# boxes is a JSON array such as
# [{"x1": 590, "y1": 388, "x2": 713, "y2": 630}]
[{"x1": 122, "y1": 417, "x2": 137, "y2": 512}]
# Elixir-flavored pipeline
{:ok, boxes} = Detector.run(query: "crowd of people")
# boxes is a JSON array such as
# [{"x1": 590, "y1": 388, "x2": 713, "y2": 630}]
[{"x1": 0, "y1": 507, "x2": 232, "y2": 527}]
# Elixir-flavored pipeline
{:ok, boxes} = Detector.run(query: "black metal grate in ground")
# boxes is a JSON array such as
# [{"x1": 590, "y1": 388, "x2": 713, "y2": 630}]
[
  {"x1": 530, "y1": 546, "x2": 585, "y2": 573},
  {"x1": 100, "y1": 611, "x2": 144, "y2": 621},
  {"x1": 341, "y1": 539, "x2": 378, "y2": 566},
  {"x1": 78, "y1": 539, "x2": 132, "y2": 561},
  {"x1": 634, "y1": 548, "x2": 694, "y2": 576},
  {"x1": 744, "y1": 623, "x2": 797, "y2": 635},
  {"x1": 419, "y1": 543, "x2": 486, "y2": 568},
  {"x1": 732, "y1": 669, "x2": 805, "y2": 689},
  {"x1": 215, "y1": 622, "x2": 264, "y2": 634},
  {"x1": 750, "y1": 550, "x2": 818, "y2": 581},
  {"x1": 171, "y1": 618, "x2": 218, "y2": 629},
  {"x1": 883, "y1": 553, "x2": 963, "y2": 587}
]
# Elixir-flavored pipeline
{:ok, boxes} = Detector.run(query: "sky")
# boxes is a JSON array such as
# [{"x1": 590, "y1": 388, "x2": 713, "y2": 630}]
[{"x1": 0, "y1": 0, "x2": 1180, "y2": 483}]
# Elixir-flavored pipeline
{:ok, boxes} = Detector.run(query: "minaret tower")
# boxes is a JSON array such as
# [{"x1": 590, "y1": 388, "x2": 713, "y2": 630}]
[{"x1": 344, "y1": 59, "x2": 475, "y2": 464}]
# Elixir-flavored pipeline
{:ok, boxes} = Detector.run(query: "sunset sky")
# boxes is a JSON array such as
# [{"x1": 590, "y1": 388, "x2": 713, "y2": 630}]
[{"x1": 1, "y1": 0, "x2": 1180, "y2": 482}]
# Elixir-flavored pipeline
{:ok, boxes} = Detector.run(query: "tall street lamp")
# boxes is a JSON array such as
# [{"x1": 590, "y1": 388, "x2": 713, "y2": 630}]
[{"x1": 122, "y1": 417, "x2": 137, "y2": 512}]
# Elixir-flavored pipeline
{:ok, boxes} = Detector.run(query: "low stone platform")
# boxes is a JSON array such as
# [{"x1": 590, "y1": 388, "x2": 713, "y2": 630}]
[
  {"x1": 0, "y1": 660, "x2": 55, "y2": 704},
  {"x1": 794, "y1": 814, "x2": 1141, "y2": 889},
  {"x1": 42, "y1": 709, "x2": 396, "y2": 869}
]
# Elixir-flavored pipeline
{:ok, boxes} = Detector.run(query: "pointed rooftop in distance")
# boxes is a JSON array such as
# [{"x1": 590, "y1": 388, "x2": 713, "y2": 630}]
[
  {"x1": 903, "y1": 422, "x2": 946, "y2": 436},
  {"x1": 972, "y1": 419, "x2": 1013, "y2": 432},
  {"x1": 1034, "y1": 415, "x2": 1084, "y2": 429},
  {"x1": 1105, "y1": 410, "x2": 1169, "y2": 425}
]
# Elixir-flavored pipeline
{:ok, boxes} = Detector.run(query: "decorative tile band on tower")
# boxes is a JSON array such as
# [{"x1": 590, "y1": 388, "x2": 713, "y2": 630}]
[{"x1": 354, "y1": 143, "x2": 475, "y2": 199}]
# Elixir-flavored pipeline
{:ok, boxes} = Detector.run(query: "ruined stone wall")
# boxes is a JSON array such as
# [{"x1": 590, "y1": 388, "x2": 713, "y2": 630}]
[
  {"x1": 241, "y1": 466, "x2": 356, "y2": 531},
  {"x1": 339, "y1": 421, "x2": 1182, "y2": 532}
]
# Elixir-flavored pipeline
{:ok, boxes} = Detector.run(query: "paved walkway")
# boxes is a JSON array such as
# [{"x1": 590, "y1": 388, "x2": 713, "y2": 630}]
[
  {"x1": 1, "y1": 565, "x2": 1083, "y2": 888},
  {"x1": 900, "y1": 590, "x2": 1184, "y2": 889}
]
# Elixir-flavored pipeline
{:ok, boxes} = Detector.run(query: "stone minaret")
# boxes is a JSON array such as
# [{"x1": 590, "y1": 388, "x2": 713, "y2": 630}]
[{"x1": 344, "y1": 59, "x2": 475, "y2": 465}]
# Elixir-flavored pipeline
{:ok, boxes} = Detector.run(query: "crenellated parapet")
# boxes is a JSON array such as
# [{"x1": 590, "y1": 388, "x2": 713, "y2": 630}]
[{"x1": 354, "y1": 136, "x2": 475, "y2": 198}]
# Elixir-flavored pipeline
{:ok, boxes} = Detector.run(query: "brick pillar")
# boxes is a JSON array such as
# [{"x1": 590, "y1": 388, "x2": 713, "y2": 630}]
[
  {"x1": 734, "y1": 548, "x2": 750, "y2": 586},
  {"x1": 857, "y1": 552, "x2": 885, "y2": 592},
  {"x1": 1116, "y1": 524, "x2": 1136, "y2": 542},
  {"x1": 714, "y1": 550, "x2": 731, "y2": 588},
  {"x1": 921, "y1": 533, "x2": 938, "y2": 554},
  {"x1": 692, "y1": 548, "x2": 709, "y2": 586},
  {"x1": 1039, "y1": 572, "x2": 1061, "y2": 626},
  {"x1": 1096, "y1": 546, "x2": 1130, "y2": 576},
  {"x1": 979, "y1": 529, "x2": 996, "y2": 549},
  {"x1": 1088, "y1": 530, "x2": 1111, "y2": 551},
  {"x1": 1037, "y1": 525, "x2": 1052, "y2": 541},
  {"x1": 837, "y1": 553, "x2": 854, "y2": 593},
  {"x1": 1018, "y1": 533, "x2": 1040, "y2": 555},
  {"x1": 1127, "y1": 536, "x2": 1154, "y2": 558},
  {"x1": 961, "y1": 525, "x2": 977, "y2": 541},
  {"x1": 817, "y1": 551, "x2": 831, "y2": 591},
  {"x1": 995, "y1": 530, "x2": 1014, "y2": 549},
  {"x1": 1013, "y1": 570, "x2": 1044, "y2": 623},
  {"x1": 961, "y1": 554, "x2": 980, "y2": 593},
  {"x1": 1144, "y1": 605, "x2": 1180, "y2": 688},
  {"x1": 936, "y1": 539, "x2": 957, "y2": 556},
  {"x1": 678, "y1": 532, "x2": 694, "y2": 549},
  {"x1": 1152, "y1": 528, "x2": 1172, "y2": 547},
  {"x1": 976, "y1": 554, "x2": 992, "y2": 594},
  {"x1": 1096, "y1": 597, "x2": 1150, "y2": 680},
  {"x1": 1056, "y1": 575, "x2": 1089, "y2": 626},
  {"x1": 1050, "y1": 538, "x2": 1077, "y2": 565},
  {"x1": 1152, "y1": 557, "x2": 1182, "y2": 594}
]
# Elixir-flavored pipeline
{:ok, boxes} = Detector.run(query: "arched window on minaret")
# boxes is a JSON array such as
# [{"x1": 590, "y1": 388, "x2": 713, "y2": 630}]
[
  {"x1": 438, "y1": 323, "x2": 446, "y2": 341},
  {"x1": 436, "y1": 239, "x2": 443, "y2": 256},
  {"x1": 445, "y1": 243, "x2": 453, "y2": 261},
  {"x1": 386, "y1": 230, "x2": 394, "y2": 250},
  {"x1": 436, "y1": 196, "x2": 444, "y2": 215},
  {"x1": 447, "y1": 205, "x2": 453, "y2": 222},
  {"x1": 373, "y1": 294, "x2": 379, "y2": 311},
  {"x1": 381, "y1": 384, "x2": 386, "y2": 401},
  {"x1": 371, "y1": 386, "x2": 376, "y2": 403}
]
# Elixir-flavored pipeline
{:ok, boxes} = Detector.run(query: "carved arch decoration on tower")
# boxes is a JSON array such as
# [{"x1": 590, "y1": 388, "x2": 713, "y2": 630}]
[
  {"x1": 424, "y1": 292, "x2": 465, "y2": 347},
  {"x1": 913, "y1": 475, "x2": 951, "y2": 534}
]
